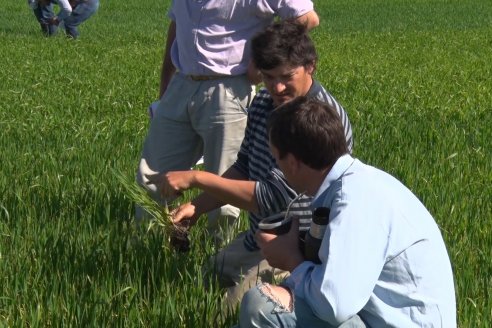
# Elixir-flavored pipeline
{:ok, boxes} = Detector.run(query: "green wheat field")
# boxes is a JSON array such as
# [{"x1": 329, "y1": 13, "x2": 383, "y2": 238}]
[{"x1": 1, "y1": 0, "x2": 491, "y2": 326}]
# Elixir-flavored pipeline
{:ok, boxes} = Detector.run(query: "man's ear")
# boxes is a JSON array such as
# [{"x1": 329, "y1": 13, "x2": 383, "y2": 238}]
[
  {"x1": 286, "y1": 152, "x2": 302, "y2": 173},
  {"x1": 306, "y1": 62, "x2": 315, "y2": 75}
]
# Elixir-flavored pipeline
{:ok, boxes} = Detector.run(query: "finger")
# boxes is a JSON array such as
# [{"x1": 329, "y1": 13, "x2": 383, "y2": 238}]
[
  {"x1": 172, "y1": 206, "x2": 190, "y2": 223},
  {"x1": 256, "y1": 230, "x2": 276, "y2": 248},
  {"x1": 172, "y1": 210, "x2": 183, "y2": 224},
  {"x1": 169, "y1": 207, "x2": 178, "y2": 218}
]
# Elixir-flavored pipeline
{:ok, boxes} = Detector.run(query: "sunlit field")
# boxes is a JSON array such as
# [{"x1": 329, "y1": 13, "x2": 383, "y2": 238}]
[{"x1": 0, "y1": 0, "x2": 491, "y2": 326}]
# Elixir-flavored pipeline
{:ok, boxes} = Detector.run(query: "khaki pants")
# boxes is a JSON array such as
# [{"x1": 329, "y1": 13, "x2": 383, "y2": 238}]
[
  {"x1": 206, "y1": 232, "x2": 289, "y2": 311},
  {"x1": 136, "y1": 72, "x2": 254, "y2": 237}
]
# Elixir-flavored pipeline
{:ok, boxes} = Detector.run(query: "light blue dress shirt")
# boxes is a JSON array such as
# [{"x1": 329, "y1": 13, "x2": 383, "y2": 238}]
[{"x1": 284, "y1": 154, "x2": 456, "y2": 327}]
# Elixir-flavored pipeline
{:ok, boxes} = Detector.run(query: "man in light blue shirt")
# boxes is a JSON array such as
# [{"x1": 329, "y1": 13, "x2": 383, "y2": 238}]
[{"x1": 238, "y1": 97, "x2": 456, "y2": 327}]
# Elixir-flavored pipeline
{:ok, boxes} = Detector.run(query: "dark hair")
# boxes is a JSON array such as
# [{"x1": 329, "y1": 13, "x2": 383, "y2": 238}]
[
  {"x1": 267, "y1": 97, "x2": 348, "y2": 170},
  {"x1": 251, "y1": 20, "x2": 317, "y2": 70}
]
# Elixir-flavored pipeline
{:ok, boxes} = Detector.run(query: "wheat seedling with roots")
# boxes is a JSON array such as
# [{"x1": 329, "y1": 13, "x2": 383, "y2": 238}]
[{"x1": 113, "y1": 169, "x2": 191, "y2": 251}]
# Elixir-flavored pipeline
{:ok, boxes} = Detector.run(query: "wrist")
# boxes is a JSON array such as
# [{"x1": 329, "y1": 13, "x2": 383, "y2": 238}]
[
  {"x1": 190, "y1": 171, "x2": 203, "y2": 188},
  {"x1": 189, "y1": 200, "x2": 204, "y2": 220}
]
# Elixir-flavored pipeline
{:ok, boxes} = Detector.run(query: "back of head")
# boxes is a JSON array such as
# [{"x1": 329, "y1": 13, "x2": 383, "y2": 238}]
[
  {"x1": 268, "y1": 97, "x2": 348, "y2": 170},
  {"x1": 251, "y1": 20, "x2": 317, "y2": 70}
]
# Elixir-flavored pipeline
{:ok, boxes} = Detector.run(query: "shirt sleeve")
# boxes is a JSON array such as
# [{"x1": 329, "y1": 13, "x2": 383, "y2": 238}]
[
  {"x1": 255, "y1": 168, "x2": 314, "y2": 231},
  {"x1": 56, "y1": 0, "x2": 72, "y2": 21},
  {"x1": 255, "y1": 168, "x2": 297, "y2": 217},
  {"x1": 261, "y1": 0, "x2": 314, "y2": 19},
  {"x1": 284, "y1": 191, "x2": 389, "y2": 325}
]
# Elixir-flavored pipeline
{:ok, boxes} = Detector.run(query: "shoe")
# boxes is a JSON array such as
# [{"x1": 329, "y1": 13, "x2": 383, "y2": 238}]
[
  {"x1": 40, "y1": 23, "x2": 49, "y2": 35},
  {"x1": 65, "y1": 27, "x2": 79, "y2": 39}
]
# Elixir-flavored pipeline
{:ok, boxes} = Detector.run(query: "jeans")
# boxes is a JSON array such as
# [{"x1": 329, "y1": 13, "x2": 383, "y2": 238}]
[
  {"x1": 237, "y1": 284, "x2": 367, "y2": 328},
  {"x1": 203, "y1": 232, "x2": 288, "y2": 311},
  {"x1": 64, "y1": 0, "x2": 99, "y2": 38},
  {"x1": 33, "y1": 2, "x2": 57, "y2": 36}
]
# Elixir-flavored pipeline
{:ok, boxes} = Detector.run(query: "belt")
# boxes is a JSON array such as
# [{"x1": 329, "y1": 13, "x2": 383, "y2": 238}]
[{"x1": 187, "y1": 74, "x2": 227, "y2": 81}]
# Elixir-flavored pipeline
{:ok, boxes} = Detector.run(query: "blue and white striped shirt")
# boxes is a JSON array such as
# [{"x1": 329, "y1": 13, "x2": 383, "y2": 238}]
[{"x1": 232, "y1": 80, "x2": 353, "y2": 250}]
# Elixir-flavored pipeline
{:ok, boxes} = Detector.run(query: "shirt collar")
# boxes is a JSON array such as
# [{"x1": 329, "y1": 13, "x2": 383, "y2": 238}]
[
  {"x1": 312, "y1": 154, "x2": 355, "y2": 207},
  {"x1": 306, "y1": 79, "x2": 321, "y2": 98}
]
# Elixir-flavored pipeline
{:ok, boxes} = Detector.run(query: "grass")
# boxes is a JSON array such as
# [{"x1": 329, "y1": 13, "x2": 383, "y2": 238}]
[{"x1": 1, "y1": 0, "x2": 491, "y2": 326}]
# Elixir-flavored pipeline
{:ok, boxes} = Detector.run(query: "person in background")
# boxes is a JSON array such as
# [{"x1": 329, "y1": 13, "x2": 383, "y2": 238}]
[
  {"x1": 237, "y1": 96, "x2": 456, "y2": 328},
  {"x1": 137, "y1": 0, "x2": 319, "y2": 244},
  {"x1": 146, "y1": 20, "x2": 353, "y2": 309},
  {"x1": 28, "y1": 0, "x2": 99, "y2": 39}
]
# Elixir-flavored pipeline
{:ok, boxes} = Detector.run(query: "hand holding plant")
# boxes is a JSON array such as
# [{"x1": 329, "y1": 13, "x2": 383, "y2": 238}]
[
  {"x1": 145, "y1": 171, "x2": 196, "y2": 198},
  {"x1": 114, "y1": 170, "x2": 191, "y2": 252}
]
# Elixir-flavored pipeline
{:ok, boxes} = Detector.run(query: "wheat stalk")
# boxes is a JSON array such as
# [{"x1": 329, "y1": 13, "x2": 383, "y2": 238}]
[{"x1": 112, "y1": 169, "x2": 174, "y2": 232}]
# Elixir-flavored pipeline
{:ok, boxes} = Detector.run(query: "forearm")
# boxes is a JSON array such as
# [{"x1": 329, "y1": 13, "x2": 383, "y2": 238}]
[
  {"x1": 295, "y1": 10, "x2": 319, "y2": 30},
  {"x1": 159, "y1": 21, "x2": 176, "y2": 98},
  {"x1": 191, "y1": 167, "x2": 259, "y2": 213},
  {"x1": 188, "y1": 192, "x2": 225, "y2": 220}
]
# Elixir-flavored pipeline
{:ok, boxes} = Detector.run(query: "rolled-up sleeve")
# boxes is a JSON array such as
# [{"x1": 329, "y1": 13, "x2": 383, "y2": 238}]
[
  {"x1": 255, "y1": 168, "x2": 297, "y2": 217},
  {"x1": 232, "y1": 150, "x2": 249, "y2": 177},
  {"x1": 284, "y1": 197, "x2": 388, "y2": 326},
  {"x1": 262, "y1": 0, "x2": 314, "y2": 19}
]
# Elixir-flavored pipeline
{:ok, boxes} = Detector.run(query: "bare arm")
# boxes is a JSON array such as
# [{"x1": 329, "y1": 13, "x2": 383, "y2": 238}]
[
  {"x1": 191, "y1": 167, "x2": 258, "y2": 213},
  {"x1": 294, "y1": 10, "x2": 320, "y2": 30},
  {"x1": 170, "y1": 166, "x2": 258, "y2": 226},
  {"x1": 171, "y1": 195, "x2": 222, "y2": 226},
  {"x1": 147, "y1": 165, "x2": 260, "y2": 217},
  {"x1": 159, "y1": 20, "x2": 176, "y2": 98}
]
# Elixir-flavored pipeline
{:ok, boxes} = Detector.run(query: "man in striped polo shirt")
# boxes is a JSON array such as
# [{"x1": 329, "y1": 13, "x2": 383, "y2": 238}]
[{"x1": 147, "y1": 20, "x2": 353, "y2": 309}]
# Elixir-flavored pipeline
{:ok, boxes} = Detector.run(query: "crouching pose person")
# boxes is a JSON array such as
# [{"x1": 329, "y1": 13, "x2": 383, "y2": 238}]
[
  {"x1": 29, "y1": 0, "x2": 99, "y2": 38},
  {"x1": 238, "y1": 97, "x2": 456, "y2": 327}
]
